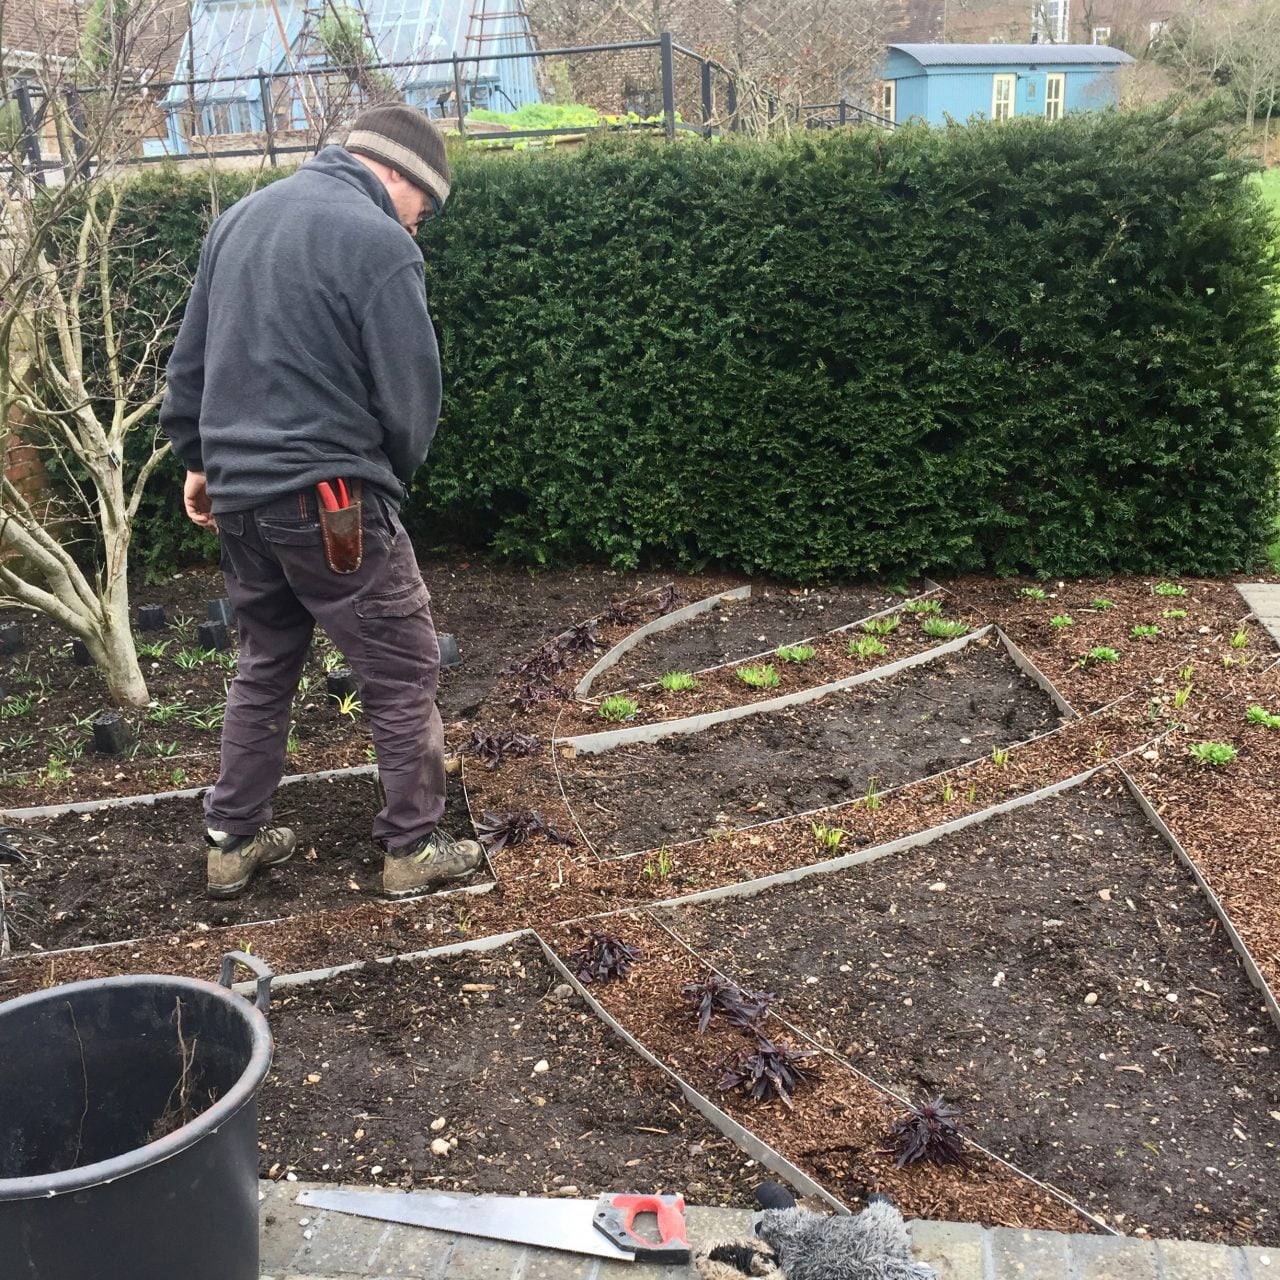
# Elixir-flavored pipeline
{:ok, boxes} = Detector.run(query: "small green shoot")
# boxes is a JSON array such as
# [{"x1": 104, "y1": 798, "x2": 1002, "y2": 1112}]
[
  {"x1": 1230, "y1": 628, "x2": 1249, "y2": 650},
  {"x1": 1247, "y1": 705, "x2": 1280, "y2": 729},
  {"x1": 1178, "y1": 664, "x2": 1194, "y2": 682},
  {"x1": 1019, "y1": 587, "x2": 1048, "y2": 601},
  {"x1": 1173, "y1": 684, "x2": 1193, "y2": 710},
  {"x1": 151, "y1": 739, "x2": 179, "y2": 757},
  {"x1": 659, "y1": 671, "x2": 698, "y2": 692},
  {"x1": 941, "y1": 782, "x2": 954, "y2": 804},
  {"x1": 0, "y1": 694, "x2": 36, "y2": 718},
  {"x1": 1161, "y1": 609, "x2": 1187, "y2": 620},
  {"x1": 1188, "y1": 741, "x2": 1237, "y2": 766},
  {"x1": 598, "y1": 694, "x2": 639, "y2": 721},
  {"x1": 903, "y1": 599, "x2": 942, "y2": 616},
  {"x1": 856, "y1": 778, "x2": 882, "y2": 811},
  {"x1": 862, "y1": 615, "x2": 901, "y2": 637},
  {"x1": 174, "y1": 647, "x2": 211, "y2": 671},
  {"x1": 1091, "y1": 598, "x2": 1115, "y2": 610},
  {"x1": 776, "y1": 644, "x2": 816, "y2": 663},
  {"x1": 736, "y1": 664, "x2": 780, "y2": 689},
  {"x1": 848, "y1": 636, "x2": 888, "y2": 660},
  {"x1": 1050, "y1": 615, "x2": 1074, "y2": 629},
  {"x1": 643, "y1": 846, "x2": 675, "y2": 880},
  {"x1": 137, "y1": 639, "x2": 171, "y2": 659},
  {"x1": 1154, "y1": 582, "x2": 1188, "y2": 597},
  {"x1": 991, "y1": 746, "x2": 1010, "y2": 767},
  {"x1": 170, "y1": 768, "x2": 188, "y2": 786},
  {"x1": 1085, "y1": 646, "x2": 1119, "y2": 664},
  {"x1": 966, "y1": 783, "x2": 977, "y2": 804},
  {"x1": 811, "y1": 823, "x2": 844, "y2": 851},
  {"x1": 335, "y1": 691, "x2": 363, "y2": 719},
  {"x1": 1130, "y1": 624, "x2": 1160, "y2": 641},
  {"x1": 922, "y1": 618, "x2": 969, "y2": 639}
]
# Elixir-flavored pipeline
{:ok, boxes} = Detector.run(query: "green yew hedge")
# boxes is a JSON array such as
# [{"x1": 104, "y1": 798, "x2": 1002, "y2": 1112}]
[{"x1": 116, "y1": 103, "x2": 1280, "y2": 580}]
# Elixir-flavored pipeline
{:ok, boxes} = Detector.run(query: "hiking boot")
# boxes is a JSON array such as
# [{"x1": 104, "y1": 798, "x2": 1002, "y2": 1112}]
[
  {"x1": 382, "y1": 829, "x2": 484, "y2": 897},
  {"x1": 206, "y1": 826, "x2": 296, "y2": 898}
]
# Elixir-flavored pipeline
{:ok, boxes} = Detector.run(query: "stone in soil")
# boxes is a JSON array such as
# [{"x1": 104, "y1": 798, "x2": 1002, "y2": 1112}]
[
  {"x1": 559, "y1": 640, "x2": 1064, "y2": 856},
  {"x1": 655, "y1": 772, "x2": 1280, "y2": 1245},
  {"x1": 258, "y1": 936, "x2": 774, "y2": 1203}
]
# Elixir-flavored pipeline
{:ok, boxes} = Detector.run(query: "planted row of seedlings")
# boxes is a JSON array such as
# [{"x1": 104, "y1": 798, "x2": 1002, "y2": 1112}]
[
  {"x1": 952, "y1": 576, "x2": 1262, "y2": 712},
  {"x1": 562, "y1": 595, "x2": 982, "y2": 734}
]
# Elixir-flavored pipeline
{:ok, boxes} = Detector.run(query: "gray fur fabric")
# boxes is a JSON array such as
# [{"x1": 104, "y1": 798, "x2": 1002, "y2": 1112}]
[
  {"x1": 694, "y1": 1237, "x2": 784, "y2": 1280},
  {"x1": 752, "y1": 1201, "x2": 936, "y2": 1280}
]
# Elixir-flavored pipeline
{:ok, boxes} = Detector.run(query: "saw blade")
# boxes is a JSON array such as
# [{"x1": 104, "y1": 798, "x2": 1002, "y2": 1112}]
[{"x1": 295, "y1": 1188, "x2": 635, "y2": 1261}]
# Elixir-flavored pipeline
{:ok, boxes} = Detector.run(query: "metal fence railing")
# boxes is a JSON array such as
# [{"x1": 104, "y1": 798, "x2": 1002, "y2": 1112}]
[{"x1": 9, "y1": 31, "x2": 894, "y2": 185}]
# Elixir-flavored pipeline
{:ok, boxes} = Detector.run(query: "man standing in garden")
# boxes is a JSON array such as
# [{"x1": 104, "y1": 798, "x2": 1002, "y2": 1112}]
[{"x1": 160, "y1": 103, "x2": 483, "y2": 900}]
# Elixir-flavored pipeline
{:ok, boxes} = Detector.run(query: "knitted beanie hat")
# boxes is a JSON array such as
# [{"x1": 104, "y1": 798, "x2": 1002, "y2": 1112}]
[{"x1": 345, "y1": 103, "x2": 451, "y2": 208}]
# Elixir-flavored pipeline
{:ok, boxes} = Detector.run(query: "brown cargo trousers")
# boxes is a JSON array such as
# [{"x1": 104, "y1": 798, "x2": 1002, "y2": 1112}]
[{"x1": 204, "y1": 487, "x2": 444, "y2": 851}]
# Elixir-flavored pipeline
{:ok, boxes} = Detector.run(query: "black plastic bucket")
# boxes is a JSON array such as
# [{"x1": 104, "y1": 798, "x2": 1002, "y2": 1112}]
[{"x1": 0, "y1": 952, "x2": 274, "y2": 1280}]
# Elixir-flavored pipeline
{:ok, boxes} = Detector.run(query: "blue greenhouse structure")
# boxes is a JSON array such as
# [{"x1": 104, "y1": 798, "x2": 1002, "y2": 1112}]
[{"x1": 156, "y1": 0, "x2": 541, "y2": 154}]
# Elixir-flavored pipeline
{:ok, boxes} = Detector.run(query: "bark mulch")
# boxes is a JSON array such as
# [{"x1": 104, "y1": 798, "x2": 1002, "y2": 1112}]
[
  {"x1": 651, "y1": 772, "x2": 1280, "y2": 1244},
  {"x1": 259, "y1": 935, "x2": 772, "y2": 1204},
  {"x1": 541, "y1": 915, "x2": 1085, "y2": 1234}
]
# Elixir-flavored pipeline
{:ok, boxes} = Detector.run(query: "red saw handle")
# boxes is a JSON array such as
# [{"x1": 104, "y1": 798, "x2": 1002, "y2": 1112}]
[{"x1": 592, "y1": 1192, "x2": 690, "y2": 1262}]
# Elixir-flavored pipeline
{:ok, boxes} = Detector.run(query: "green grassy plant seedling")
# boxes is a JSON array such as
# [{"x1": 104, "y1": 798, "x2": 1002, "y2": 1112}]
[
  {"x1": 811, "y1": 823, "x2": 844, "y2": 851},
  {"x1": 991, "y1": 746, "x2": 1010, "y2": 767},
  {"x1": 336, "y1": 691, "x2": 363, "y2": 719},
  {"x1": 1130, "y1": 624, "x2": 1160, "y2": 641},
  {"x1": 659, "y1": 671, "x2": 698, "y2": 692},
  {"x1": 1188, "y1": 741, "x2": 1237, "y2": 766},
  {"x1": 1178, "y1": 664, "x2": 1194, "y2": 682},
  {"x1": 1230, "y1": 628, "x2": 1249, "y2": 650},
  {"x1": 1019, "y1": 587, "x2": 1048, "y2": 601},
  {"x1": 855, "y1": 778, "x2": 882, "y2": 811},
  {"x1": 922, "y1": 618, "x2": 969, "y2": 639},
  {"x1": 1050, "y1": 615, "x2": 1073, "y2": 628},
  {"x1": 598, "y1": 694, "x2": 639, "y2": 722},
  {"x1": 1161, "y1": 609, "x2": 1187, "y2": 620},
  {"x1": 941, "y1": 782, "x2": 954, "y2": 804},
  {"x1": 862, "y1": 615, "x2": 901, "y2": 637},
  {"x1": 1154, "y1": 582, "x2": 1188, "y2": 597},
  {"x1": 1173, "y1": 684, "x2": 1193, "y2": 710},
  {"x1": 776, "y1": 644, "x2": 816, "y2": 663},
  {"x1": 1085, "y1": 647, "x2": 1120, "y2": 664},
  {"x1": 643, "y1": 846, "x2": 675, "y2": 880},
  {"x1": 1090, "y1": 598, "x2": 1115, "y2": 610},
  {"x1": 1247, "y1": 705, "x2": 1280, "y2": 729},
  {"x1": 966, "y1": 783, "x2": 977, "y2": 804},
  {"x1": 903, "y1": 599, "x2": 942, "y2": 615},
  {"x1": 848, "y1": 636, "x2": 888, "y2": 660},
  {"x1": 736, "y1": 664, "x2": 780, "y2": 689}
]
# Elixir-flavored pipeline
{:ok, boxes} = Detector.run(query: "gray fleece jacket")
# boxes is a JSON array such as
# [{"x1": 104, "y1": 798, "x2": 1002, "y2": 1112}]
[{"x1": 160, "y1": 146, "x2": 440, "y2": 513}]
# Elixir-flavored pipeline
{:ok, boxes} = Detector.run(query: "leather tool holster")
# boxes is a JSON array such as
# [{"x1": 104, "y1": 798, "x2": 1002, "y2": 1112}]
[{"x1": 318, "y1": 479, "x2": 363, "y2": 574}]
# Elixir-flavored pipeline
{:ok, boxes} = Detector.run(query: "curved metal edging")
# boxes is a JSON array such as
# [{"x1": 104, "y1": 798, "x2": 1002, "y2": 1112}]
[
  {"x1": 574, "y1": 586, "x2": 752, "y2": 697},
  {"x1": 0, "y1": 763, "x2": 382, "y2": 822},
  {"x1": 559, "y1": 626, "x2": 993, "y2": 757},
  {"x1": 1116, "y1": 763, "x2": 1280, "y2": 1036}
]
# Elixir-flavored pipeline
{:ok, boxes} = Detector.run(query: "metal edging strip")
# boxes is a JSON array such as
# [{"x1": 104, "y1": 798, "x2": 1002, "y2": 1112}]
[
  {"x1": 527, "y1": 931, "x2": 850, "y2": 1214},
  {"x1": 574, "y1": 586, "x2": 752, "y2": 697},
  {"x1": 638, "y1": 912, "x2": 1113, "y2": 1236},
  {"x1": 558, "y1": 626, "x2": 993, "y2": 757},
  {"x1": 1115, "y1": 764, "x2": 1280, "y2": 1037}
]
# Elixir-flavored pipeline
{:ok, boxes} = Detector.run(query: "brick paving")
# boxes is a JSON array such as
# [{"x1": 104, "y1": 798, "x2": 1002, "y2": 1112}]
[{"x1": 260, "y1": 1182, "x2": 1272, "y2": 1280}]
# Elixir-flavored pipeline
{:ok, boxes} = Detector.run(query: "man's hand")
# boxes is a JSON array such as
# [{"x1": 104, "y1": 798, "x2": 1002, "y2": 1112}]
[{"x1": 183, "y1": 471, "x2": 218, "y2": 532}]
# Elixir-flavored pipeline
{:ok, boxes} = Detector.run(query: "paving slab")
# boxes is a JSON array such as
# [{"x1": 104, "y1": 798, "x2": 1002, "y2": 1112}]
[
  {"x1": 263, "y1": 1182, "x2": 1255, "y2": 1280},
  {"x1": 1235, "y1": 583, "x2": 1280, "y2": 647}
]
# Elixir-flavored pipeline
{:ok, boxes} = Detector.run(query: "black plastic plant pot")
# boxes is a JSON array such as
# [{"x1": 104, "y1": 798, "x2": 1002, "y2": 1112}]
[
  {"x1": 207, "y1": 598, "x2": 236, "y2": 626},
  {"x1": 0, "y1": 952, "x2": 275, "y2": 1280},
  {"x1": 439, "y1": 632, "x2": 461, "y2": 669},
  {"x1": 197, "y1": 620, "x2": 231, "y2": 651},
  {"x1": 91, "y1": 711, "x2": 133, "y2": 755},
  {"x1": 326, "y1": 667, "x2": 359, "y2": 700},
  {"x1": 0, "y1": 622, "x2": 23, "y2": 655},
  {"x1": 71, "y1": 639, "x2": 93, "y2": 667},
  {"x1": 137, "y1": 604, "x2": 167, "y2": 631}
]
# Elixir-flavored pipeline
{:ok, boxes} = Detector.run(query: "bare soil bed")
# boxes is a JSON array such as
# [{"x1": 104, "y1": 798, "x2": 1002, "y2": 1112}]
[
  {"x1": 259, "y1": 935, "x2": 769, "y2": 1203},
  {"x1": 558, "y1": 641, "x2": 1065, "y2": 857},
  {"x1": 655, "y1": 773, "x2": 1280, "y2": 1244},
  {"x1": 4, "y1": 771, "x2": 485, "y2": 951},
  {"x1": 595, "y1": 583, "x2": 922, "y2": 691}
]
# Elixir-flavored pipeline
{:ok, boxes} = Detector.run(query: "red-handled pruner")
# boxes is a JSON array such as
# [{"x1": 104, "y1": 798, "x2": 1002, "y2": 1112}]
[
  {"x1": 316, "y1": 479, "x2": 350, "y2": 512},
  {"x1": 592, "y1": 1192, "x2": 690, "y2": 1262}
]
